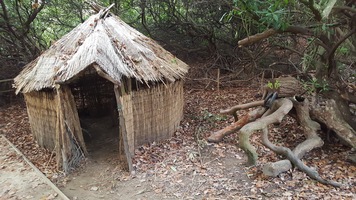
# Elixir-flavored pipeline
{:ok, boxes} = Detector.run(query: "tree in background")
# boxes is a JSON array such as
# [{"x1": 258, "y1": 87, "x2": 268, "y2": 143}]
[
  {"x1": 0, "y1": 0, "x2": 245, "y2": 79},
  {"x1": 0, "y1": 0, "x2": 88, "y2": 79}
]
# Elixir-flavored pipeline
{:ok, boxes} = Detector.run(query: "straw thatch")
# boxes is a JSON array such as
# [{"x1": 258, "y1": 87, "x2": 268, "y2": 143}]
[
  {"x1": 14, "y1": 11, "x2": 188, "y2": 94},
  {"x1": 14, "y1": 9, "x2": 189, "y2": 173}
]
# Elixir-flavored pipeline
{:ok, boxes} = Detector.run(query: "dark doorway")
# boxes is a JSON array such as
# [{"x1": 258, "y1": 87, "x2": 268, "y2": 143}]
[{"x1": 69, "y1": 67, "x2": 120, "y2": 162}]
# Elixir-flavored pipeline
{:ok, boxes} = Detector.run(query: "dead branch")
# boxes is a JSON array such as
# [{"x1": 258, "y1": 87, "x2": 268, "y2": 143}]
[
  {"x1": 238, "y1": 29, "x2": 277, "y2": 47},
  {"x1": 239, "y1": 98, "x2": 293, "y2": 166},
  {"x1": 263, "y1": 98, "x2": 324, "y2": 176},
  {"x1": 220, "y1": 100, "x2": 265, "y2": 119},
  {"x1": 261, "y1": 127, "x2": 342, "y2": 187},
  {"x1": 207, "y1": 107, "x2": 267, "y2": 143},
  {"x1": 238, "y1": 25, "x2": 315, "y2": 47}
]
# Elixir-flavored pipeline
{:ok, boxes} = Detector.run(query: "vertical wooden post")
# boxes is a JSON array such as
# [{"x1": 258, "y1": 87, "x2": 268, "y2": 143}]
[
  {"x1": 217, "y1": 68, "x2": 220, "y2": 93},
  {"x1": 55, "y1": 89, "x2": 62, "y2": 170},
  {"x1": 114, "y1": 84, "x2": 133, "y2": 172},
  {"x1": 55, "y1": 85, "x2": 69, "y2": 173}
]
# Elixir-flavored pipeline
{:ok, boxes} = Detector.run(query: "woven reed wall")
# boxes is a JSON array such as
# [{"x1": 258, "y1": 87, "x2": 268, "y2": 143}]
[
  {"x1": 121, "y1": 81, "x2": 184, "y2": 155},
  {"x1": 24, "y1": 90, "x2": 58, "y2": 150}
]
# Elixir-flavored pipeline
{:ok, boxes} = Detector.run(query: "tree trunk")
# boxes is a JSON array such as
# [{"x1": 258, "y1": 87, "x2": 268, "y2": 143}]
[{"x1": 311, "y1": 99, "x2": 356, "y2": 148}]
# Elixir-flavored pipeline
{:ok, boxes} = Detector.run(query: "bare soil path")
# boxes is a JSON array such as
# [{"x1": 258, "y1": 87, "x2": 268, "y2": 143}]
[{"x1": 0, "y1": 135, "x2": 61, "y2": 200}]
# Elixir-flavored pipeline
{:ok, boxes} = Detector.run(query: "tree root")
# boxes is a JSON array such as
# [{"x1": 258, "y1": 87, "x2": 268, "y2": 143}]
[
  {"x1": 263, "y1": 98, "x2": 324, "y2": 176},
  {"x1": 261, "y1": 127, "x2": 342, "y2": 187},
  {"x1": 239, "y1": 98, "x2": 293, "y2": 166},
  {"x1": 207, "y1": 89, "x2": 351, "y2": 186}
]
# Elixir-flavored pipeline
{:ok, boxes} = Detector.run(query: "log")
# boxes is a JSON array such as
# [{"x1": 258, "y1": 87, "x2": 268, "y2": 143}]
[
  {"x1": 207, "y1": 107, "x2": 267, "y2": 143},
  {"x1": 263, "y1": 98, "x2": 324, "y2": 176},
  {"x1": 239, "y1": 98, "x2": 293, "y2": 166}
]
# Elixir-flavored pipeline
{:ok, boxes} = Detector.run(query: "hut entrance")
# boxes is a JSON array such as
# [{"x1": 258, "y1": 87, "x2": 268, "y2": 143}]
[{"x1": 69, "y1": 67, "x2": 121, "y2": 163}]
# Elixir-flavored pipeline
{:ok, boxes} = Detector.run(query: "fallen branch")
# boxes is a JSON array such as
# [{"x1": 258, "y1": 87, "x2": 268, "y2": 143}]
[
  {"x1": 208, "y1": 107, "x2": 267, "y2": 143},
  {"x1": 238, "y1": 29, "x2": 278, "y2": 47},
  {"x1": 261, "y1": 127, "x2": 342, "y2": 187}
]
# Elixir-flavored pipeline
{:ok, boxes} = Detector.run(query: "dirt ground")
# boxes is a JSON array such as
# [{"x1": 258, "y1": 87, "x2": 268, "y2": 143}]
[
  {"x1": 0, "y1": 135, "x2": 59, "y2": 200},
  {"x1": 56, "y1": 133, "x2": 252, "y2": 199},
  {"x1": 54, "y1": 114, "x2": 253, "y2": 199},
  {"x1": 1, "y1": 83, "x2": 355, "y2": 200}
]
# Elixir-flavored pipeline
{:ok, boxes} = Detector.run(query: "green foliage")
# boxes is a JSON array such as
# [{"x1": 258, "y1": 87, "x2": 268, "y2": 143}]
[
  {"x1": 1, "y1": 0, "x2": 354, "y2": 88},
  {"x1": 267, "y1": 80, "x2": 281, "y2": 90},
  {"x1": 302, "y1": 77, "x2": 329, "y2": 94},
  {"x1": 101, "y1": 0, "x2": 141, "y2": 26},
  {"x1": 336, "y1": 46, "x2": 350, "y2": 56},
  {"x1": 0, "y1": 0, "x2": 89, "y2": 63},
  {"x1": 37, "y1": 0, "x2": 89, "y2": 45},
  {"x1": 223, "y1": 0, "x2": 292, "y2": 31}
]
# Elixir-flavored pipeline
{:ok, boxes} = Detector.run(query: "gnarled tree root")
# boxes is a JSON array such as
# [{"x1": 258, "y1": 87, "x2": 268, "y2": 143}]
[
  {"x1": 239, "y1": 98, "x2": 293, "y2": 166},
  {"x1": 261, "y1": 127, "x2": 342, "y2": 187},
  {"x1": 263, "y1": 99, "x2": 324, "y2": 176}
]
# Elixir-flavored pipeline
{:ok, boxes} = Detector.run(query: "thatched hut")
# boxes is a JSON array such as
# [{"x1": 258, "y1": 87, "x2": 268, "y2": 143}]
[{"x1": 14, "y1": 9, "x2": 188, "y2": 172}]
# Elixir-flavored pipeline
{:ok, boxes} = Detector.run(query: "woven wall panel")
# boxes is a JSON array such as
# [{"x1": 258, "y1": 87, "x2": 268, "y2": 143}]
[
  {"x1": 24, "y1": 91, "x2": 58, "y2": 149},
  {"x1": 122, "y1": 81, "x2": 184, "y2": 151}
]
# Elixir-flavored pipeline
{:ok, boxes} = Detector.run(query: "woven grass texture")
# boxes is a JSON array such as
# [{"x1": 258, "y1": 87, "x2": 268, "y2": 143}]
[
  {"x1": 121, "y1": 81, "x2": 184, "y2": 156},
  {"x1": 24, "y1": 90, "x2": 58, "y2": 150}
]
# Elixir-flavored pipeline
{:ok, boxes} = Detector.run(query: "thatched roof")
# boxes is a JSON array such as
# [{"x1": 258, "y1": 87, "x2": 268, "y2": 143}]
[{"x1": 14, "y1": 12, "x2": 188, "y2": 94}]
